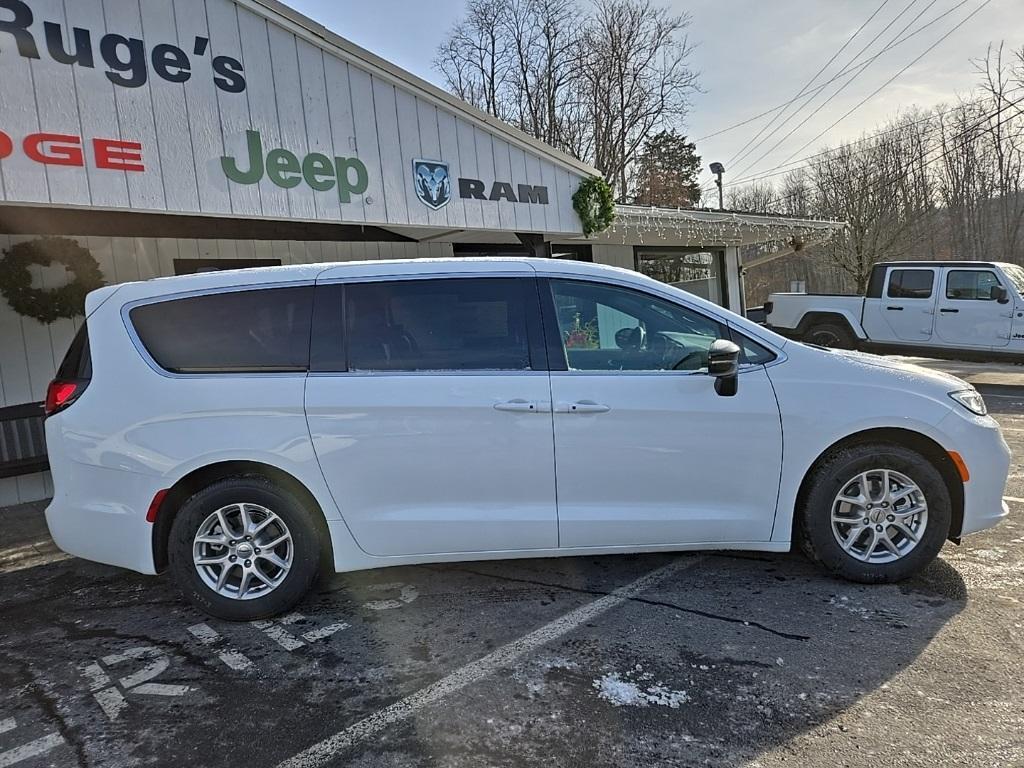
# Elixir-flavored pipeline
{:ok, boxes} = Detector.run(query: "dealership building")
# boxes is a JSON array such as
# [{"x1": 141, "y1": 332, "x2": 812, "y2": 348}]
[{"x1": 0, "y1": 0, "x2": 842, "y2": 505}]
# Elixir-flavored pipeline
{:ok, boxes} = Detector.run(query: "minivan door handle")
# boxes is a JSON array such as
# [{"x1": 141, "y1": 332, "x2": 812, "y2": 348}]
[
  {"x1": 886, "y1": 306, "x2": 904, "y2": 311},
  {"x1": 494, "y1": 399, "x2": 543, "y2": 413},
  {"x1": 556, "y1": 401, "x2": 611, "y2": 414},
  {"x1": 939, "y1": 308, "x2": 960, "y2": 314}
]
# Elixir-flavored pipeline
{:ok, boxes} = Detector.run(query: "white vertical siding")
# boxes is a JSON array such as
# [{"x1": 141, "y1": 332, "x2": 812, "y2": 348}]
[{"x1": 0, "y1": 0, "x2": 584, "y2": 234}]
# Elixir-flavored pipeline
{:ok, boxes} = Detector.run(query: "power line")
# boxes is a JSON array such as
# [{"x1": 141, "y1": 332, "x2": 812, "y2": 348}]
[
  {"x1": 760, "y1": 96, "x2": 1024, "y2": 211},
  {"x1": 728, "y1": 0, "x2": 950, "y2": 184},
  {"x1": 696, "y1": 0, "x2": 972, "y2": 187},
  {"x1": 720, "y1": 91, "x2": 1021, "y2": 190},
  {"x1": 719, "y1": 0, "x2": 894, "y2": 172},
  {"x1": 772, "y1": 0, "x2": 995, "y2": 168}
]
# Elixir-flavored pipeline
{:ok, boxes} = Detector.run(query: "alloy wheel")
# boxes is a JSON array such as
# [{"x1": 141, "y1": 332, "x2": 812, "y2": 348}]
[
  {"x1": 830, "y1": 469, "x2": 928, "y2": 564},
  {"x1": 192, "y1": 503, "x2": 293, "y2": 600}
]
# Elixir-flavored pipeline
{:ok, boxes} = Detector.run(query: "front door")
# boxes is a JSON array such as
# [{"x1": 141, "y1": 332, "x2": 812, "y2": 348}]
[
  {"x1": 862, "y1": 267, "x2": 936, "y2": 342},
  {"x1": 543, "y1": 279, "x2": 784, "y2": 548},
  {"x1": 935, "y1": 268, "x2": 1012, "y2": 348},
  {"x1": 305, "y1": 276, "x2": 558, "y2": 557}
]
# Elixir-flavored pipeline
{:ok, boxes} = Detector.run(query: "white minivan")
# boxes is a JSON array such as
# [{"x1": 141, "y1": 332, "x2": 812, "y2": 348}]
[{"x1": 44, "y1": 258, "x2": 1011, "y2": 620}]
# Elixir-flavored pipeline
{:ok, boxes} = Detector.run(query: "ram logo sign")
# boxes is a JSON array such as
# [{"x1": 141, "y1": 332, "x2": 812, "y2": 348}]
[
  {"x1": 412, "y1": 159, "x2": 551, "y2": 210},
  {"x1": 413, "y1": 159, "x2": 451, "y2": 210}
]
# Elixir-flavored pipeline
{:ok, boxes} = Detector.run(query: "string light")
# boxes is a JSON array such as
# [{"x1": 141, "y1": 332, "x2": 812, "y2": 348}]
[{"x1": 608, "y1": 205, "x2": 844, "y2": 249}]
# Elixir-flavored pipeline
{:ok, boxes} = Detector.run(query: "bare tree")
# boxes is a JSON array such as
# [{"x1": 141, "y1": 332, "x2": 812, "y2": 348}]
[
  {"x1": 435, "y1": 0, "x2": 513, "y2": 119},
  {"x1": 576, "y1": 0, "x2": 698, "y2": 198},
  {"x1": 435, "y1": 0, "x2": 698, "y2": 200},
  {"x1": 726, "y1": 180, "x2": 776, "y2": 212}
]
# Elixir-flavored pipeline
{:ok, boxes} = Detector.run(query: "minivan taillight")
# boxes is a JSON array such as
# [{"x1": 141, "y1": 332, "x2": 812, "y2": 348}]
[
  {"x1": 45, "y1": 379, "x2": 83, "y2": 416},
  {"x1": 47, "y1": 323, "x2": 92, "y2": 417}
]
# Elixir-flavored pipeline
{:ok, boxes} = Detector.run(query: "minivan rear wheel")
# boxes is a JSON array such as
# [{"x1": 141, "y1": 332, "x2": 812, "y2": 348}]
[
  {"x1": 169, "y1": 476, "x2": 322, "y2": 620},
  {"x1": 798, "y1": 443, "x2": 951, "y2": 583}
]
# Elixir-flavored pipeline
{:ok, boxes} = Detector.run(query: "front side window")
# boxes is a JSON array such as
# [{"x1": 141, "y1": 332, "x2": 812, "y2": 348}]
[
  {"x1": 946, "y1": 270, "x2": 1002, "y2": 301},
  {"x1": 887, "y1": 269, "x2": 934, "y2": 299},
  {"x1": 344, "y1": 278, "x2": 533, "y2": 372},
  {"x1": 130, "y1": 286, "x2": 313, "y2": 373},
  {"x1": 549, "y1": 280, "x2": 727, "y2": 372}
]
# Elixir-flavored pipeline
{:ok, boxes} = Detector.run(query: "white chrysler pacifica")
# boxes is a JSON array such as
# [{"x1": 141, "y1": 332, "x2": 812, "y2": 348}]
[{"x1": 44, "y1": 258, "x2": 1011, "y2": 620}]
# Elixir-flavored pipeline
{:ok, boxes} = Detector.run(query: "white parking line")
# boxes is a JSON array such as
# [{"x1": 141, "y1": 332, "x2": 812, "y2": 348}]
[
  {"x1": 0, "y1": 719, "x2": 13, "y2": 736},
  {"x1": 1004, "y1": 496, "x2": 1024, "y2": 504},
  {"x1": 277, "y1": 556, "x2": 703, "y2": 768},
  {"x1": 0, "y1": 734, "x2": 65, "y2": 767}
]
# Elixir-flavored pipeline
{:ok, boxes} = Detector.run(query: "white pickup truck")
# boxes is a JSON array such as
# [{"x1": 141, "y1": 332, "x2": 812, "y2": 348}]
[{"x1": 765, "y1": 260, "x2": 1024, "y2": 359}]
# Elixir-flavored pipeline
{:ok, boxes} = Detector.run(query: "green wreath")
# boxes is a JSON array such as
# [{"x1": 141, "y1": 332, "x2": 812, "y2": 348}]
[
  {"x1": 0, "y1": 237, "x2": 105, "y2": 324},
  {"x1": 572, "y1": 176, "x2": 616, "y2": 237}
]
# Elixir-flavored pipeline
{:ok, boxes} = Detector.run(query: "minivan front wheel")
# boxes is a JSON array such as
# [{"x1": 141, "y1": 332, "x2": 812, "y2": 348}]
[
  {"x1": 799, "y1": 443, "x2": 951, "y2": 583},
  {"x1": 169, "y1": 477, "x2": 322, "y2": 620}
]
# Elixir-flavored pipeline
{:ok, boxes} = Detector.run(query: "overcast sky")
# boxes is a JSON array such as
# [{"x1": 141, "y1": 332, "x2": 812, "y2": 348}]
[{"x1": 290, "y1": 0, "x2": 1024, "y2": 189}]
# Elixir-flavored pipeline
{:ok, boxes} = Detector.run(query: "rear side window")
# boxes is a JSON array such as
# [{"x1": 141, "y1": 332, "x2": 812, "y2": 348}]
[
  {"x1": 323, "y1": 278, "x2": 536, "y2": 372},
  {"x1": 887, "y1": 269, "x2": 934, "y2": 299},
  {"x1": 131, "y1": 286, "x2": 313, "y2": 373}
]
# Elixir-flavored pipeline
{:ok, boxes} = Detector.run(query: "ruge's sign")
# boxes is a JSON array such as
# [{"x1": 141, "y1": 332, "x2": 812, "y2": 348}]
[
  {"x1": 0, "y1": 0, "x2": 245, "y2": 91},
  {"x1": 0, "y1": 0, "x2": 584, "y2": 234}
]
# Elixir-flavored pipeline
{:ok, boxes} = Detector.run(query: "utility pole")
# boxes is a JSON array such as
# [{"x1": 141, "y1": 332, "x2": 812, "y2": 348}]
[{"x1": 709, "y1": 162, "x2": 725, "y2": 210}]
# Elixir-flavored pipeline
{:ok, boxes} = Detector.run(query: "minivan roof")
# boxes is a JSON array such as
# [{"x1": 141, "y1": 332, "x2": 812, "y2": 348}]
[{"x1": 91, "y1": 257, "x2": 644, "y2": 305}]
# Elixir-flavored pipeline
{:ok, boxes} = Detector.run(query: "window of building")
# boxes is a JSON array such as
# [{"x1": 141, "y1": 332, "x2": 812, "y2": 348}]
[
  {"x1": 342, "y1": 278, "x2": 535, "y2": 372},
  {"x1": 549, "y1": 279, "x2": 728, "y2": 372},
  {"x1": 946, "y1": 270, "x2": 1003, "y2": 300},
  {"x1": 130, "y1": 286, "x2": 313, "y2": 373},
  {"x1": 634, "y1": 248, "x2": 726, "y2": 306},
  {"x1": 887, "y1": 269, "x2": 935, "y2": 299}
]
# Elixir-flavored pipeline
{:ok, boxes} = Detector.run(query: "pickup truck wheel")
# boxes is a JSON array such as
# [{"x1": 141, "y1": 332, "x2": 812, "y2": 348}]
[
  {"x1": 798, "y1": 442, "x2": 951, "y2": 583},
  {"x1": 805, "y1": 322, "x2": 855, "y2": 349}
]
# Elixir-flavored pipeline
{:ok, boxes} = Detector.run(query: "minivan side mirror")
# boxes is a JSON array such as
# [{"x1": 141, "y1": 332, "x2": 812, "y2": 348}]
[
  {"x1": 991, "y1": 285, "x2": 1010, "y2": 304},
  {"x1": 708, "y1": 339, "x2": 741, "y2": 397}
]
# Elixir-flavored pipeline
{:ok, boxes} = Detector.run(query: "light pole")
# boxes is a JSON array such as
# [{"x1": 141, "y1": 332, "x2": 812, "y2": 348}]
[{"x1": 709, "y1": 162, "x2": 725, "y2": 210}]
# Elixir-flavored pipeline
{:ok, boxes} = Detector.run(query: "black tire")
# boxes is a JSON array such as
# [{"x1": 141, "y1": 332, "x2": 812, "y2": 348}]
[
  {"x1": 798, "y1": 442, "x2": 951, "y2": 583},
  {"x1": 168, "y1": 476, "x2": 323, "y2": 621},
  {"x1": 804, "y1": 321, "x2": 856, "y2": 349}
]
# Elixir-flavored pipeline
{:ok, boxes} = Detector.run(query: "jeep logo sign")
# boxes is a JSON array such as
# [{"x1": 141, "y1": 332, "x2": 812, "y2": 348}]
[{"x1": 221, "y1": 130, "x2": 369, "y2": 203}]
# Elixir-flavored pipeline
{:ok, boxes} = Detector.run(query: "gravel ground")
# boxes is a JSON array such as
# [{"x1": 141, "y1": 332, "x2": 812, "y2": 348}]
[{"x1": 1, "y1": 382, "x2": 1022, "y2": 768}]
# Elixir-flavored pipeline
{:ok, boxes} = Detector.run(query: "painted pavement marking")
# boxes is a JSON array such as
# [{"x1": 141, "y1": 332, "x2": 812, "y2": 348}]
[
  {"x1": 81, "y1": 646, "x2": 192, "y2": 721},
  {"x1": 187, "y1": 623, "x2": 256, "y2": 671},
  {"x1": 277, "y1": 556, "x2": 704, "y2": 768},
  {"x1": 0, "y1": 718, "x2": 65, "y2": 768}
]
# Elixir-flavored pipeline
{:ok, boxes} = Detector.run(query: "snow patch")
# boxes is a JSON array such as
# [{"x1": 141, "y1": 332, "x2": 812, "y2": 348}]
[{"x1": 593, "y1": 667, "x2": 688, "y2": 709}]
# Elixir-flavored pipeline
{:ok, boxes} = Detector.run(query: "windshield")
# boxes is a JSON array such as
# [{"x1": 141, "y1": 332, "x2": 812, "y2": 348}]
[{"x1": 1000, "y1": 263, "x2": 1024, "y2": 295}]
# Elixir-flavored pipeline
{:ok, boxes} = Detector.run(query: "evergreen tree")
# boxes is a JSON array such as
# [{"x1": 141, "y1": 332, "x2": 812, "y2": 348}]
[{"x1": 631, "y1": 130, "x2": 703, "y2": 208}]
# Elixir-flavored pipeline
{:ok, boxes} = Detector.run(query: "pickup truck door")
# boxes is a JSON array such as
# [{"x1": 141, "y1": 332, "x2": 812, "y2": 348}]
[
  {"x1": 935, "y1": 268, "x2": 1012, "y2": 348},
  {"x1": 861, "y1": 267, "x2": 936, "y2": 343}
]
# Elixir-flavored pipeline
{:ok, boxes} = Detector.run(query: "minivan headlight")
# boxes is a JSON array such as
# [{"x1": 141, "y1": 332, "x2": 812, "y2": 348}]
[{"x1": 949, "y1": 389, "x2": 987, "y2": 416}]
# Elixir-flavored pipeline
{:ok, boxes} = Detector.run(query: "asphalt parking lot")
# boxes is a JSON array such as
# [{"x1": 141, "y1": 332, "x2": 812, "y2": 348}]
[{"x1": 3, "y1": 374, "x2": 1024, "y2": 767}]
